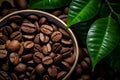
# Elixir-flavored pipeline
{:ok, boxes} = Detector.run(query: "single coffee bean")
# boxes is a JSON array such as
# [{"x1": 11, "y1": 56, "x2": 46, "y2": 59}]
[
  {"x1": 10, "y1": 22, "x2": 19, "y2": 31},
  {"x1": 10, "y1": 31, "x2": 22, "y2": 41},
  {"x1": 54, "y1": 54, "x2": 63, "y2": 64},
  {"x1": 10, "y1": 73, "x2": 18, "y2": 80},
  {"x1": 9, "y1": 52, "x2": 19, "y2": 65},
  {"x1": 39, "y1": 33, "x2": 49, "y2": 44},
  {"x1": 39, "y1": 17, "x2": 47, "y2": 25},
  {"x1": 26, "y1": 60, "x2": 35, "y2": 66},
  {"x1": 21, "y1": 53, "x2": 33, "y2": 62},
  {"x1": 64, "y1": 54, "x2": 76, "y2": 64},
  {"x1": 80, "y1": 60, "x2": 89, "y2": 70},
  {"x1": 30, "y1": 74, "x2": 36, "y2": 80},
  {"x1": 34, "y1": 34, "x2": 40, "y2": 44},
  {"x1": 51, "y1": 31, "x2": 62, "y2": 42},
  {"x1": 0, "y1": 45, "x2": 5, "y2": 50},
  {"x1": 8, "y1": 15, "x2": 22, "y2": 23},
  {"x1": 41, "y1": 75, "x2": 50, "y2": 80},
  {"x1": 0, "y1": 71, "x2": 10, "y2": 80},
  {"x1": 84, "y1": 57, "x2": 91, "y2": 66},
  {"x1": 13, "y1": 0, "x2": 28, "y2": 9},
  {"x1": 60, "y1": 47, "x2": 72, "y2": 54},
  {"x1": 0, "y1": 50, "x2": 7, "y2": 59},
  {"x1": 35, "y1": 21, "x2": 40, "y2": 33},
  {"x1": 24, "y1": 41, "x2": 34, "y2": 50},
  {"x1": 1, "y1": 61, "x2": 9, "y2": 71},
  {"x1": 49, "y1": 52, "x2": 56, "y2": 58},
  {"x1": 18, "y1": 74, "x2": 25, "y2": 79},
  {"x1": 61, "y1": 61, "x2": 71, "y2": 71},
  {"x1": 57, "y1": 71, "x2": 67, "y2": 80},
  {"x1": 14, "y1": 63, "x2": 26, "y2": 74},
  {"x1": 75, "y1": 64, "x2": 82, "y2": 76},
  {"x1": 27, "y1": 14, "x2": 38, "y2": 22},
  {"x1": 52, "y1": 10, "x2": 62, "y2": 16},
  {"x1": 35, "y1": 64, "x2": 45, "y2": 75},
  {"x1": 61, "y1": 39, "x2": 72, "y2": 46},
  {"x1": 48, "y1": 65, "x2": 57, "y2": 78},
  {"x1": 58, "y1": 14, "x2": 68, "y2": 23},
  {"x1": 23, "y1": 35, "x2": 35, "y2": 40},
  {"x1": 42, "y1": 56, "x2": 53, "y2": 65},
  {"x1": 40, "y1": 24, "x2": 53, "y2": 35},
  {"x1": 0, "y1": 33, "x2": 8, "y2": 44},
  {"x1": 64, "y1": 7, "x2": 69, "y2": 14},
  {"x1": 18, "y1": 43, "x2": 24, "y2": 56},
  {"x1": 33, "y1": 52, "x2": 44, "y2": 63},
  {"x1": 21, "y1": 22, "x2": 36, "y2": 34},
  {"x1": 6, "y1": 40, "x2": 21, "y2": 52},
  {"x1": 26, "y1": 72, "x2": 31, "y2": 77},
  {"x1": 58, "y1": 28, "x2": 70, "y2": 39},
  {"x1": 52, "y1": 43, "x2": 62, "y2": 53},
  {"x1": 42, "y1": 43, "x2": 51, "y2": 55},
  {"x1": 27, "y1": 67, "x2": 34, "y2": 72},
  {"x1": 51, "y1": 24, "x2": 58, "y2": 31},
  {"x1": 34, "y1": 44, "x2": 42, "y2": 52}
]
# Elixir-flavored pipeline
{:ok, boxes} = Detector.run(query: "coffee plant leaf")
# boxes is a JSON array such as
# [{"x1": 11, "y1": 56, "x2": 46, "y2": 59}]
[
  {"x1": 67, "y1": 0, "x2": 101, "y2": 27},
  {"x1": 29, "y1": 0, "x2": 72, "y2": 9},
  {"x1": 87, "y1": 16, "x2": 120, "y2": 71}
]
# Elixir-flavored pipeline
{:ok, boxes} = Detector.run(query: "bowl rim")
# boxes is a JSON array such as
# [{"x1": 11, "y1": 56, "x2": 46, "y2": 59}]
[{"x1": 0, "y1": 10, "x2": 79, "y2": 80}]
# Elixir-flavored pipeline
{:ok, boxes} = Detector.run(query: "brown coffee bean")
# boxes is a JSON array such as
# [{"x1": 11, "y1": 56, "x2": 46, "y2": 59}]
[
  {"x1": 18, "y1": 43, "x2": 24, "y2": 56},
  {"x1": 14, "y1": 63, "x2": 26, "y2": 74},
  {"x1": 39, "y1": 17, "x2": 47, "y2": 25},
  {"x1": 42, "y1": 43, "x2": 51, "y2": 55},
  {"x1": 18, "y1": 74, "x2": 25, "y2": 79},
  {"x1": 51, "y1": 24, "x2": 58, "y2": 31},
  {"x1": 34, "y1": 34, "x2": 40, "y2": 44},
  {"x1": 1, "y1": 60, "x2": 9, "y2": 71},
  {"x1": 57, "y1": 71, "x2": 67, "y2": 80},
  {"x1": 54, "y1": 54, "x2": 63, "y2": 64},
  {"x1": 10, "y1": 31, "x2": 22, "y2": 41},
  {"x1": 49, "y1": 52, "x2": 56, "y2": 58},
  {"x1": 0, "y1": 45, "x2": 5, "y2": 50},
  {"x1": 34, "y1": 44, "x2": 42, "y2": 52},
  {"x1": 10, "y1": 22, "x2": 19, "y2": 31},
  {"x1": 41, "y1": 75, "x2": 50, "y2": 80},
  {"x1": 35, "y1": 64, "x2": 45, "y2": 74},
  {"x1": 48, "y1": 65, "x2": 57, "y2": 78},
  {"x1": 51, "y1": 31, "x2": 62, "y2": 42},
  {"x1": 24, "y1": 41, "x2": 34, "y2": 50},
  {"x1": 64, "y1": 54, "x2": 76, "y2": 64},
  {"x1": 33, "y1": 52, "x2": 44, "y2": 63},
  {"x1": 59, "y1": 28, "x2": 70, "y2": 39},
  {"x1": 52, "y1": 10, "x2": 62, "y2": 16},
  {"x1": 60, "y1": 47, "x2": 72, "y2": 54},
  {"x1": 64, "y1": 7, "x2": 69, "y2": 14},
  {"x1": 61, "y1": 61, "x2": 71, "y2": 71},
  {"x1": 0, "y1": 33, "x2": 8, "y2": 44},
  {"x1": 21, "y1": 22, "x2": 36, "y2": 34},
  {"x1": 26, "y1": 72, "x2": 31, "y2": 77},
  {"x1": 14, "y1": 0, "x2": 28, "y2": 9},
  {"x1": 39, "y1": 33, "x2": 49, "y2": 43},
  {"x1": 75, "y1": 64, "x2": 82, "y2": 76},
  {"x1": 42, "y1": 56, "x2": 53, "y2": 65},
  {"x1": 26, "y1": 60, "x2": 35, "y2": 66},
  {"x1": 27, "y1": 67, "x2": 34, "y2": 72},
  {"x1": 40, "y1": 24, "x2": 53, "y2": 35},
  {"x1": 21, "y1": 53, "x2": 33, "y2": 62},
  {"x1": 23, "y1": 35, "x2": 35, "y2": 40},
  {"x1": 0, "y1": 50, "x2": 7, "y2": 59},
  {"x1": 10, "y1": 73, "x2": 18, "y2": 80},
  {"x1": 9, "y1": 52, "x2": 19, "y2": 65},
  {"x1": 35, "y1": 21, "x2": 40, "y2": 33},
  {"x1": 6, "y1": 40, "x2": 20, "y2": 52},
  {"x1": 8, "y1": 15, "x2": 22, "y2": 23},
  {"x1": 58, "y1": 14, "x2": 68, "y2": 23},
  {"x1": 30, "y1": 74, "x2": 36, "y2": 80},
  {"x1": 27, "y1": 14, "x2": 38, "y2": 21},
  {"x1": 61, "y1": 39, "x2": 72, "y2": 46},
  {"x1": 81, "y1": 60, "x2": 89, "y2": 70},
  {"x1": 0, "y1": 71, "x2": 10, "y2": 80},
  {"x1": 52, "y1": 43, "x2": 62, "y2": 53},
  {"x1": 80, "y1": 75, "x2": 90, "y2": 80},
  {"x1": 84, "y1": 57, "x2": 91, "y2": 66}
]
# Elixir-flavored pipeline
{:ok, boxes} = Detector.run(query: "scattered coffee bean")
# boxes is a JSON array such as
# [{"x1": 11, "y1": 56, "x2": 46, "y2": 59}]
[
  {"x1": 48, "y1": 65, "x2": 57, "y2": 78},
  {"x1": 24, "y1": 41, "x2": 34, "y2": 50},
  {"x1": 0, "y1": 50, "x2": 7, "y2": 59},
  {"x1": 10, "y1": 31, "x2": 22, "y2": 41},
  {"x1": 10, "y1": 73, "x2": 18, "y2": 80},
  {"x1": 39, "y1": 17, "x2": 47, "y2": 25},
  {"x1": 40, "y1": 33, "x2": 49, "y2": 43},
  {"x1": 33, "y1": 52, "x2": 44, "y2": 63},
  {"x1": 51, "y1": 31, "x2": 62, "y2": 42},
  {"x1": 52, "y1": 10, "x2": 62, "y2": 16},
  {"x1": 42, "y1": 56, "x2": 53, "y2": 65},
  {"x1": 35, "y1": 64, "x2": 45, "y2": 75},
  {"x1": 9, "y1": 52, "x2": 19, "y2": 65},
  {"x1": 57, "y1": 71, "x2": 67, "y2": 80},
  {"x1": 14, "y1": 63, "x2": 26, "y2": 74}
]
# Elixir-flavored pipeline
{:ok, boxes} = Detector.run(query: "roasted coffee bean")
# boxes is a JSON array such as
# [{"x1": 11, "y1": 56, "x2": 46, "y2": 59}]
[
  {"x1": 39, "y1": 17, "x2": 47, "y2": 25},
  {"x1": 58, "y1": 15, "x2": 68, "y2": 23},
  {"x1": 52, "y1": 43, "x2": 62, "y2": 53},
  {"x1": 9, "y1": 52, "x2": 19, "y2": 65},
  {"x1": 6, "y1": 40, "x2": 20, "y2": 52},
  {"x1": 21, "y1": 22, "x2": 36, "y2": 34},
  {"x1": 35, "y1": 64, "x2": 45, "y2": 74},
  {"x1": 0, "y1": 33, "x2": 8, "y2": 44},
  {"x1": 34, "y1": 44, "x2": 42, "y2": 52},
  {"x1": 64, "y1": 54, "x2": 76, "y2": 64},
  {"x1": 75, "y1": 64, "x2": 82, "y2": 76},
  {"x1": 84, "y1": 57, "x2": 91, "y2": 66},
  {"x1": 10, "y1": 31, "x2": 22, "y2": 41},
  {"x1": 40, "y1": 24, "x2": 53, "y2": 35},
  {"x1": 27, "y1": 14, "x2": 38, "y2": 22},
  {"x1": 57, "y1": 71, "x2": 67, "y2": 80},
  {"x1": 42, "y1": 56, "x2": 53, "y2": 65},
  {"x1": 0, "y1": 45, "x2": 5, "y2": 50},
  {"x1": 21, "y1": 54, "x2": 33, "y2": 62},
  {"x1": 51, "y1": 24, "x2": 58, "y2": 31},
  {"x1": 41, "y1": 75, "x2": 50, "y2": 80},
  {"x1": 61, "y1": 39, "x2": 72, "y2": 46},
  {"x1": 33, "y1": 52, "x2": 44, "y2": 63},
  {"x1": 10, "y1": 73, "x2": 18, "y2": 80},
  {"x1": 26, "y1": 60, "x2": 35, "y2": 66},
  {"x1": 23, "y1": 35, "x2": 35, "y2": 40},
  {"x1": 48, "y1": 65, "x2": 57, "y2": 78},
  {"x1": 51, "y1": 31, "x2": 62, "y2": 42},
  {"x1": 1, "y1": 61, "x2": 9, "y2": 71},
  {"x1": 18, "y1": 74, "x2": 25, "y2": 79},
  {"x1": 0, "y1": 71, "x2": 10, "y2": 80},
  {"x1": 58, "y1": 28, "x2": 70, "y2": 39},
  {"x1": 30, "y1": 74, "x2": 36, "y2": 80},
  {"x1": 42, "y1": 43, "x2": 51, "y2": 55},
  {"x1": 14, "y1": 63, "x2": 26, "y2": 74},
  {"x1": 34, "y1": 34, "x2": 40, "y2": 44},
  {"x1": 27, "y1": 67, "x2": 34, "y2": 72},
  {"x1": 0, "y1": 50, "x2": 7, "y2": 59},
  {"x1": 18, "y1": 43, "x2": 24, "y2": 56},
  {"x1": 80, "y1": 75, "x2": 90, "y2": 80},
  {"x1": 35, "y1": 21, "x2": 40, "y2": 33},
  {"x1": 8, "y1": 15, "x2": 22, "y2": 23},
  {"x1": 14, "y1": 0, "x2": 28, "y2": 9},
  {"x1": 26, "y1": 72, "x2": 31, "y2": 77},
  {"x1": 49, "y1": 52, "x2": 56, "y2": 58},
  {"x1": 10, "y1": 22, "x2": 19, "y2": 31},
  {"x1": 60, "y1": 47, "x2": 72, "y2": 54},
  {"x1": 54, "y1": 54, "x2": 63, "y2": 64},
  {"x1": 61, "y1": 61, "x2": 71, "y2": 71},
  {"x1": 24, "y1": 41, "x2": 34, "y2": 50},
  {"x1": 64, "y1": 7, "x2": 69, "y2": 14},
  {"x1": 39, "y1": 33, "x2": 49, "y2": 43},
  {"x1": 52, "y1": 10, "x2": 62, "y2": 16},
  {"x1": 81, "y1": 60, "x2": 89, "y2": 70}
]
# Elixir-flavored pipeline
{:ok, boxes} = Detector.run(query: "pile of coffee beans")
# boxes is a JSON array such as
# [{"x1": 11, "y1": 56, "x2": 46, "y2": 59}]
[{"x1": 0, "y1": 13, "x2": 76, "y2": 80}]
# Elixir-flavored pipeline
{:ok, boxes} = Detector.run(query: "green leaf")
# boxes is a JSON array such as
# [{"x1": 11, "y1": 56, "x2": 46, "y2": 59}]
[
  {"x1": 87, "y1": 16, "x2": 120, "y2": 71},
  {"x1": 105, "y1": 41, "x2": 120, "y2": 71},
  {"x1": 67, "y1": 0, "x2": 101, "y2": 27},
  {"x1": 117, "y1": 14, "x2": 120, "y2": 23},
  {"x1": 29, "y1": 0, "x2": 72, "y2": 9}
]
